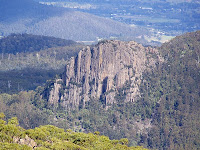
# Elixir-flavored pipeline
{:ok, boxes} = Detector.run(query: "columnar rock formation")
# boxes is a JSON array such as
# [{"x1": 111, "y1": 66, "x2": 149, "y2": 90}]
[{"x1": 47, "y1": 40, "x2": 162, "y2": 109}]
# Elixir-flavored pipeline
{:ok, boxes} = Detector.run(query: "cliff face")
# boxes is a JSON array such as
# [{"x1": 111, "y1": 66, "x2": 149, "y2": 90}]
[{"x1": 47, "y1": 40, "x2": 162, "y2": 109}]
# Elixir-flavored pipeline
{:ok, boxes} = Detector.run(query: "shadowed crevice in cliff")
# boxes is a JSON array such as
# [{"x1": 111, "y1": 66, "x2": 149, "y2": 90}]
[{"x1": 102, "y1": 77, "x2": 108, "y2": 94}]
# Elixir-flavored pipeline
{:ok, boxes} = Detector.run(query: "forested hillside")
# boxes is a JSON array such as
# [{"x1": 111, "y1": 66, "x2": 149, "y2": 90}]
[
  {"x1": 0, "y1": 34, "x2": 84, "y2": 94},
  {"x1": 0, "y1": 33, "x2": 77, "y2": 54},
  {"x1": 139, "y1": 31, "x2": 200, "y2": 149},
  {"x1": 0, "y1": 69, "x2": 63, "y2": 94}
]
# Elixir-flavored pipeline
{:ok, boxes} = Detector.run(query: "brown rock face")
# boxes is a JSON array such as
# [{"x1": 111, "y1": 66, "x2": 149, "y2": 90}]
[
  {"x1": 47, "y1": 40, "x2": 162, "y2": 109},
  {"x1": 13, "y1": 135, "x2": 37, "y2": 149}
]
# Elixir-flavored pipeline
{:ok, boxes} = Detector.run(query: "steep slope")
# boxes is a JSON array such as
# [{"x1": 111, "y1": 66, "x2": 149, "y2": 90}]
[
  {"x1": 31, "y1": 40, "x2": 162, "y2": 146},
  {"x1": 41, "y1": 40, "x2": 162, "y2": 110},
  {"x1": 0, "y1": 0, "x2": 152, "y2": 44},
  {"x1": 139, "y1": 31, "x2": 200, "y2": 149},
  {"x1": 33, "y1": 31, "x2": 200, "y2": 149}
]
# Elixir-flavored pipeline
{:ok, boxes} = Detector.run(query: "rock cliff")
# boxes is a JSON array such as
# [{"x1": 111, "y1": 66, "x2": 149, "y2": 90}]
[{"x1": 46, "y1": 40, "x2": 162, "y2": 109}]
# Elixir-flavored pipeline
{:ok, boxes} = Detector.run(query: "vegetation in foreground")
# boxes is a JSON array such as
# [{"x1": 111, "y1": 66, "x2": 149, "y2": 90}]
[{"x1": 0, "y1": 113, "x2": 147, "y2": 150}]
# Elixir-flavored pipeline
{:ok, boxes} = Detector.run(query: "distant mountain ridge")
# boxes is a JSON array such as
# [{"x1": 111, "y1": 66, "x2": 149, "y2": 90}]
[
  {"x1": 0, "y1": 0, "x2": 152, "y2": 44},
  {"x1": 0, "y1": 0, "x2": 67, "y2": 23},
  {"x1": 0, "y1": 33, "x2": 77, "y2": 54}
]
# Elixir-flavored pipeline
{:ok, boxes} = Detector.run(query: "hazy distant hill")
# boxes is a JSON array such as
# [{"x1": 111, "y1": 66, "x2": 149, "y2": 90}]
[
  {"x1": 0, "y1": 0, "x2": 66, "y2": 23},
  {"x1": 25, "y1": 11, "x2": 150, "y2": 42},
  {"x1": 38, "y1": 0, "x2": 200, "y2": 40},
  {"x1": 0, "y1": 0, "x2": 152, "y2": 44}
]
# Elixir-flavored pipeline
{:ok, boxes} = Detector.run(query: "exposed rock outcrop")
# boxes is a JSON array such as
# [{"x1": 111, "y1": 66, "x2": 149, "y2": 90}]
[
  {"x1": 46, "y1": 40, "x2": 162, "y2": 109},
  {"x1": 13, "y1": 135, "x2": 37, "y2": 149},
  {"x1": 48, "y1": 79, "x2": 63, "y2": 106}
]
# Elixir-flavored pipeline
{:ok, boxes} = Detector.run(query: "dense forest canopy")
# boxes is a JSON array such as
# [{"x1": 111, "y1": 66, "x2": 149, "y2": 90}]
[{"x1": 139, "y1": 31, "x2": 200, "y2": 149}]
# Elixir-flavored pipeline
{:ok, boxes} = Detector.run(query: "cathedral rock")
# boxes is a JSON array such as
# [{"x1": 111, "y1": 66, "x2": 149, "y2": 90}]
[{"x1": 45, "y1": 40, "x2": 162, "y2": 109}]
